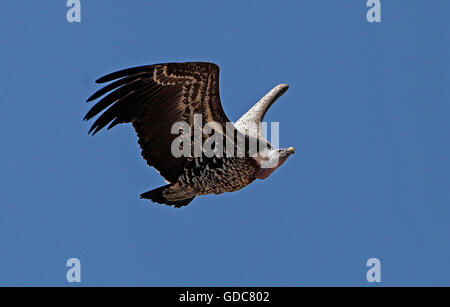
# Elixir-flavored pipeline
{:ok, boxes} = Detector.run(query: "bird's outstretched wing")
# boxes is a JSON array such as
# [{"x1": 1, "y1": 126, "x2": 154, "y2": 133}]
[{"x1": 84, "y1": 62, "x2": 230, "y2": 183}]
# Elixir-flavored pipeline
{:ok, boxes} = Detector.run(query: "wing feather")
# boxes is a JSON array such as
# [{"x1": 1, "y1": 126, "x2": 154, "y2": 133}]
[{"x1": 85, "y1": 62, "x2": 230, "y2": 183}]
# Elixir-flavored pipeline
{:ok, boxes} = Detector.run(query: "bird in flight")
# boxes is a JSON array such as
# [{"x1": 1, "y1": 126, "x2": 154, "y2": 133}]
[{"x1": 84, "y1": 62, "x2": 294, "y2": 207}]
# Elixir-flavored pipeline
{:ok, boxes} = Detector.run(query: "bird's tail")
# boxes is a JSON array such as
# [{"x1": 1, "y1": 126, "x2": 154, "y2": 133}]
[{"x1": 140, "y1": 184, "x2": 195, "y2": 208}]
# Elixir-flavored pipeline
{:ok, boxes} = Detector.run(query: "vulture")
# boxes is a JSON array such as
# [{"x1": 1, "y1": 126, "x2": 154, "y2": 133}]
[{"x1": 84, "y1": 62, "x2": 294, "y2": 207}]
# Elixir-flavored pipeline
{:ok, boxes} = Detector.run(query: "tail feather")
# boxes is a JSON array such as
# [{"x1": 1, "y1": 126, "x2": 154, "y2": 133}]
[{"x1": 140, "y1": 184, "x2": 195, "y2": 208}]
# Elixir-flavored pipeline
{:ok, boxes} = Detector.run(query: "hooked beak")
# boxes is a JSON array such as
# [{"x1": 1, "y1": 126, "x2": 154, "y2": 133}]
[{"x1": 278, "y1": 147, "x2": 295, "y2": 159}]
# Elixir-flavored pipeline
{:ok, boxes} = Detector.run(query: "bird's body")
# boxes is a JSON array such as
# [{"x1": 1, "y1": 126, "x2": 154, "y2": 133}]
[
  {"x1": 143, "y1": 157, "x2": 258, "y2": 207},
  {"x1": 85, "y1": 62, "x2": 294, "y2": 207},
  {"x1": 178, "y1": 157, "x2": 257, "y2": 196}
]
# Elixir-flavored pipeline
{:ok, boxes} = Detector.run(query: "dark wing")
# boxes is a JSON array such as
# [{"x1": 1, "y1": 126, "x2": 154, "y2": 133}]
[{"x1": 84, "y1": 62, "x2": 230, "y2": 183}]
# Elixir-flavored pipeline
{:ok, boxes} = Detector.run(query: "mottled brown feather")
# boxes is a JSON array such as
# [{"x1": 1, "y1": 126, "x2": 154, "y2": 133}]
[{"x1": 85, "y1": 62, "x2": 230, "y2": 183}]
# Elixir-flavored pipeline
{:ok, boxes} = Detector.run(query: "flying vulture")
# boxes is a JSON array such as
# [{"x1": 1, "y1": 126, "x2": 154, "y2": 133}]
[{"x1": 84, "y1": 62, "x2": 294, "y2": 207}]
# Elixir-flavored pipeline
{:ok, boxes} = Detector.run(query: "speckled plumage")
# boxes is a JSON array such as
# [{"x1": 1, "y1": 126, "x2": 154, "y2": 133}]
[{"x1": 177, "y1": 157, "x2": 257, "y2": 195}]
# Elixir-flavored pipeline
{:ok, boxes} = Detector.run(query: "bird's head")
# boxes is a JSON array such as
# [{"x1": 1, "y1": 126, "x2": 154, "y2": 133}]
[{"x1": 254, "y1": 146, "x2": 295, "y2": 179}]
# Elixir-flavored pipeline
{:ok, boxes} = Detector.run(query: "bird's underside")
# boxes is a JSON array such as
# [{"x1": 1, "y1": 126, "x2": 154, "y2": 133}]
[
  {"x1": 84, "y1": 62, "x2": 292, "y2": 207},
  {"x1": 141, "y1": 156, "x2": 258, "y2": 207}
]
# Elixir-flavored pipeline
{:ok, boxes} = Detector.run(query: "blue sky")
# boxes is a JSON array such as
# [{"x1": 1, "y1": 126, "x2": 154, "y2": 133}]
[{"x1": 0, "y1": 0, "x2": 449, "y2": 286}]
